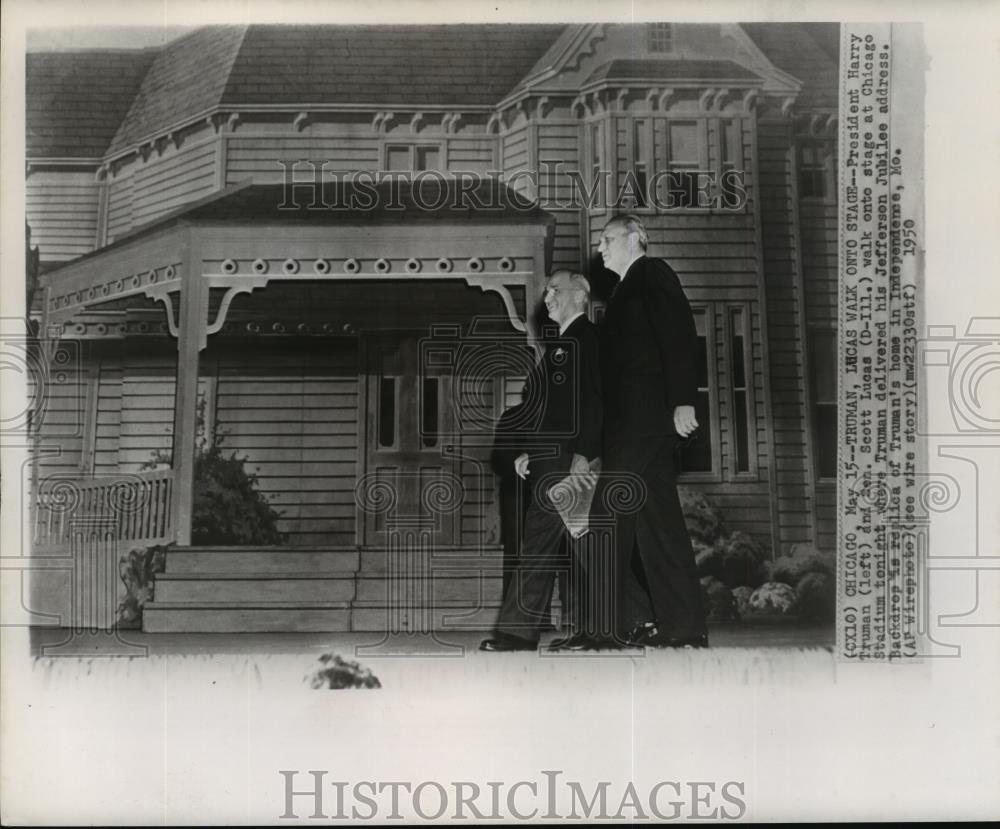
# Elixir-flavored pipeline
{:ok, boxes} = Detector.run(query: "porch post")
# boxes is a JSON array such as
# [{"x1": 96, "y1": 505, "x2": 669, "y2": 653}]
[{"x1": 171, "y1": 237, "x2": 207, "y2": 547}]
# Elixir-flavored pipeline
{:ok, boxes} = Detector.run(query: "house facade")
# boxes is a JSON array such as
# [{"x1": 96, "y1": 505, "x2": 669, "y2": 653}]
[{"x1": 25, "y1": 22, "x2": 839, "y2": 632}]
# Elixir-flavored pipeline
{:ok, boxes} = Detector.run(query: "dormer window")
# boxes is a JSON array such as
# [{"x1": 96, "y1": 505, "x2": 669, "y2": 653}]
[{"x1": 648, "y1": 23, "x2": 673, "y2": 53}]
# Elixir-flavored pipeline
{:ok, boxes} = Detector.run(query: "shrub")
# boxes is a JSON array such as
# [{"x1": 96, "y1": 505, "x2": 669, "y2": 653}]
[
  {"x1": 144, "y1": 396, "x2": 284, "y2": 546},
  {"x1": 712, "y1": 530, "x2": 768, "y2": 589},
  {"x1": 767, "y1": 542, "x2": 835, "y2": 585},
  {"x1": 679, "y1": 486, "x2": 724, "y2": 546},
  {"x1": 191, "y1": 443, "x2": 283, "y2": 546},
  {"x1": 747, "y1": 581, "x2": 799, "y2": 616},
  {"x1": 700, "y1": 576, "x2": 739, "y2": 622},
  {"x1": 732, "y1": 585, "x2": 754, "y2": 618},
  {"x1": 117, "y1": 543, "x2": 169, "y2": 628},
  {"x1": 795, "y1": 572, "x2": 836, "y2": 621}
]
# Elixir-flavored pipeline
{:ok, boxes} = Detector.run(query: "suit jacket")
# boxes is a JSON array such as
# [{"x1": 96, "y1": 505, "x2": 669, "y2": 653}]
[
  {"x1": 600, "y1": 255, "x2": 698, "y2": 455},
  {"x1": 492, "y1": 314, "x2": 602, "y2": 481}
]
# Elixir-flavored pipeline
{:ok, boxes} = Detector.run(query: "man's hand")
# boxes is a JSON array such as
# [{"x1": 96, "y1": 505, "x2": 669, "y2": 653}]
[
  {"x1": 568, "y1": 453, "x2": 598, "y2": 493},
  {"x1": 514, "y1": 453, "x2": 530, "y2": 480},
  {"x1": 674, "y1": 405, "x2": 698, "y2": 438}
]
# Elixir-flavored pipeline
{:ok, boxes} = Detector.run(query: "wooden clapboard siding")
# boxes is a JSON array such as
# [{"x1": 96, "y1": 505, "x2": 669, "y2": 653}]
[
  {"x1": 800, "y1": 194, "x2": 837, "y2": 548},
  {"x1": 35, "y1": 357, "x2": 87, "y2": 478},
  {"x1": 457, "y1": 372, "x2": 499, "y2": 547},
  {"x1": 445, "y1": 137, "x2": 496, "y2": 174},
  {"x1": 105, "y1": 172, "x2": 136, "y2": 243},
  {"x1": 213, "y1": 340, "x2": 359, "y2": 546},
  {"x1": 814, "y1": 482, "x2": 836, "y2": 549},
  {"x1": 501, "y1": 125, "x2": 531, "y2": 203},
  {"x1": 537, "y1": 121, "x2": 584, "y2": 271},
  {"x1": 26, "y1": 170, "x2": 100, "y2": 263},
  {"x1": 93, "y1": 357, "x2": 123, "y2": 475},
  {"x1": 800, "y1": 201, "x2": 838, "y2": 327},
  {"x1": 225, "y1": 136, "x2": 380, "y2": 185},
  {"x1": 757, "y1": 118, "x2": 814, "y2": 552},
  {"x1": 117, "y1": 356, "x2": 177, "y2": 471},
  {"x1": 131, "y1": 139, "x2": 218, "y2": 227}
]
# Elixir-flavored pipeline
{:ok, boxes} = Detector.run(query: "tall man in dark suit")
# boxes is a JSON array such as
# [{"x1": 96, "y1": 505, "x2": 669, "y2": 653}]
[
  {"x1": 480, "y1": 270, "x2": 602, "y2": 651},
  {"x1": 594, "y1": 214, "x2": 708, "y2": 649}
]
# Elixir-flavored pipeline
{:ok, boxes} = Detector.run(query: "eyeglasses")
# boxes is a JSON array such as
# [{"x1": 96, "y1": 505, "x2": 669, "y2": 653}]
[{"x1": 599, "y1": 231, "x2": 628, "y2": 245}]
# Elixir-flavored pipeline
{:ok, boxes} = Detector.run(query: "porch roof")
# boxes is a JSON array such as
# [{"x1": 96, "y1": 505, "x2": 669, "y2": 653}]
[
  {"x1": 40, "y1": 180, "x2": 556, "y2": 333},
  {"x1": 45, "y1": 179, "x2": 554, "y2": 276}
]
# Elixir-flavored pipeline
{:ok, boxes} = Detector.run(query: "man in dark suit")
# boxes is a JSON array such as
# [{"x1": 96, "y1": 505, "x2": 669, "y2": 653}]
[
  {"x1": 591, "y1": 214, "x2": 708, "y2": 649},
  {"x1": 480, "y1": 270, "x2": 602, "y2": 651}
]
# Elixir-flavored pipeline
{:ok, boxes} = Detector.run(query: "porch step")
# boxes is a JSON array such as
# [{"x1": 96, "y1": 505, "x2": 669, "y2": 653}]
[
  {"x1": 165, "y1": 547, "x2": 360, "y2": 575},
  {"x1": 144, "y1": 545, "x2": 508, "y2": 633},
  {"x1": 142, "y1": 601, "x2": 507, "y2": 633},
  {"x1": 153, "y1": 573, "x2": 504, "y2": 604},
  {"x1": 143, "y1": 601, "x2": 353, "y2": 633},
  {"x1": 154, "y1": 574, "x2": 356, "y2": 603}
]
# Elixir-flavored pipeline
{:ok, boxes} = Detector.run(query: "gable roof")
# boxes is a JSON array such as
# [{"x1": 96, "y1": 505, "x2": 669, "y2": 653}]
[
  {"x1": 222, "y1": 25, "x2": 567, "y2": 109},
  {"x1": 740, "y1": 23, "x2": 838, "y2": 109},
  {"x1": 28, "y1": 23, "x2": 837, "y2": 162},
  {"x1": 26, "y1": 49, "x2": 156, "y2": 158},
  {"x1": 106, "y1": 24, "x2": 564, "y2": 155},
  {"x1": 107, "y1": 26, "x2": 247, "y2": 154}
]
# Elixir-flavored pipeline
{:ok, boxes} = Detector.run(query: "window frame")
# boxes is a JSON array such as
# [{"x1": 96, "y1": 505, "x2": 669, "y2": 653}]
[
  {"x1": 808, "y1": 326, "x2": 838, "y2": 483},
  {"x1": 676, "y1": 302, "x2": 723, "y2": 483},
  {"x1": 647, "y1": 23, "x2": 674, "y2": 54},
  {"x1": 381, "y1": 141, "x2": 445, "y2": 173},
  {"x1": 723, "y1": 301, "x2": 759, "y2": 479},
  {"x1": 613, "y1": 115, "x2": 749, "y2": 215},
  {"x1": 796, "y1": 138, "x2": 836, "y2": 204}
]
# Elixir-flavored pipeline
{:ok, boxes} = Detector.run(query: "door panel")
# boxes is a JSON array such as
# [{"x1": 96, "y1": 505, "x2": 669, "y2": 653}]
[{"x1": 361, "y1": 333, "x2": 460, "y2": 547}]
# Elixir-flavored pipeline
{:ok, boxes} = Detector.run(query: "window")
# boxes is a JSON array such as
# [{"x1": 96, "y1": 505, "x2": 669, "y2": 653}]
[
  {"x1": 659, "y1": 120, "x2": 704, "y2": 208},
  {"x1": 674, "y1": 303, "x2": 759, "y2": 481},
  {"x1": 421, "y1": 376, "x2": 439, "y2": 448},
  {"x1": 629, "y1": 119, "x2": 650, "y2": 208},
  {"x1": 378, "y1": 377, "x2": 397, "y2": 448},
  {"x1": 384, "y1": 143, "x2": 441, "y2": 172},
  {"x1": 719, "y1": 119, "x2": 741, "y2": 173},
  {"x1": 728, "y1": 306, "x2": 753, "y2": 474},
  {"x1": 676, "y1": 307, "x2": 715, "y2": 476},
  {"x1": 648, "y1": 23, "x2": 673, "y2": 53},
  {"x1": 798, "y1": 141, "x2": 833, "y2": 199},
  {"x1": 809, "y1": 329, "x2": 837, "y2": 479},
  {"x1": 590, "y1": 121, "x2": 603, "y2": 188}
]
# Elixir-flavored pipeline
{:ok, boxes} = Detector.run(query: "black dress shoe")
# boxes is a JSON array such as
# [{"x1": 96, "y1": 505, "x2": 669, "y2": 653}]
[
  {"x1": 626, "y1": 621, "x2": 659, "y2": 647},
  {"x1": 479, "y1": 634, "x2": 536, "y2": 652}
]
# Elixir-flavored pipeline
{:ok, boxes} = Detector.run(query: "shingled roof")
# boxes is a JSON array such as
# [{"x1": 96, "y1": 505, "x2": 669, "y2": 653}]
[
  {"x1": 28, "y1": 23, "x2": 837, "y2": 161},
  {"x1": 105, "y1": 24, "x2": 565, "y2": 155},
  {"x1": 26, "y1": 49, "x2": 156, "y2": 158},
  {"x1": 107, "y1": 26, "x2": 246, "y2": 154},
  {"x1": 740, "y1": 23, "x2": 838, "y2": 109}
]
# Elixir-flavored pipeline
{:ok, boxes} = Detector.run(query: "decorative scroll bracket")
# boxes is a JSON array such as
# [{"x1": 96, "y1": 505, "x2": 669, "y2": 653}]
[
  {"x1": 463, "y1": 276, "x2": 527, "y2": 333},
  {"x1": 204, "y1": 277, "x2": 271, "y2": 346},
  {"x1": 142, "y1": 285, "x2": 181, "y2": 342}
]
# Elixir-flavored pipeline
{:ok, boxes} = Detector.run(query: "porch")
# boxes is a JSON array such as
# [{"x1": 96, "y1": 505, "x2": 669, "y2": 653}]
[{"x1": 29, "y1": 180, "x2": 554, "y2": 633}]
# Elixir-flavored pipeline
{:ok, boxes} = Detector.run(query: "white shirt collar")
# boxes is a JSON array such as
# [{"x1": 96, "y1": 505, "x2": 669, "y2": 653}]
[{"x1": 558, "y1": 311, "x2": 585, "y2": 335}]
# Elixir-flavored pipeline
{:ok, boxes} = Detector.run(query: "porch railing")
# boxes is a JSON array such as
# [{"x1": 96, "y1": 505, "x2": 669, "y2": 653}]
[{"x1": 33, "y1": 468, "x2": 176, "y2": 551}]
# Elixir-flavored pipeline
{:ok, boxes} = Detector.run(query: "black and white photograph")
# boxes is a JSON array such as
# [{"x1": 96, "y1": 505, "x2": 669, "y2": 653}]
[{"x1": 1, "y1": 0, "x2": 997, "y2": 823}]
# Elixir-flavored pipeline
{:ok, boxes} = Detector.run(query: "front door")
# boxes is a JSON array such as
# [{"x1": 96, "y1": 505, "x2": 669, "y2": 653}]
[{"x1": 360, "y1": 332, "x2": 460, "y2": 547}]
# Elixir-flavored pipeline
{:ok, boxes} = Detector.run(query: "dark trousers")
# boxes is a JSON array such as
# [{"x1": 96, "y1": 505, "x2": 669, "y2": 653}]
[
  {"x1": 600, "y1": 435, "x2": 706, "y2": 639},
  {"x1": 495, "y1": 483, "x2": 579, "y2": 642}
]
